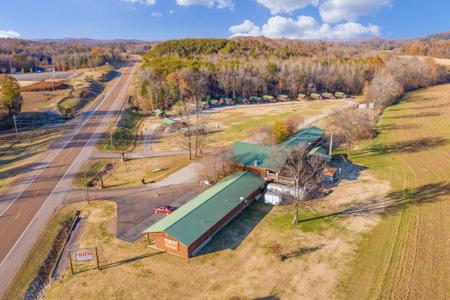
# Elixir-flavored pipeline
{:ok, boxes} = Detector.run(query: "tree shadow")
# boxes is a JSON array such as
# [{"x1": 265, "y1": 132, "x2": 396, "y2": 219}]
[
  {"x1": 254, "y1": 295, "x2": 281, "y2": 300},
  {"x1": 99, "y1": 251, "x2": 164, "y2": 271},
  {"x1": 355, "y1": 137, "x2": 448, "y2": 157},
  {"x1": 298, "y1": 182, "x2": 450, "y2": 224},
  {"x1": 384, "y1": 111, "x2": 441, "y2": 119},
  {"x1": 378, "y1": 123, "x2": 421, "y2": 131},
  {"x1": 281, "y1": 246, "x2": 322, "y2": 261},
  {"x1": 197, "y1": 202, "x2": 272, "y2": 256}
]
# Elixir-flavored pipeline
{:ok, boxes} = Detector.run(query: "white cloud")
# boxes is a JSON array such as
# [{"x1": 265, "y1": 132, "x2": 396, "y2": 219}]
[
  {"x1": 229, "y1": 20, "x2": 261, "y2": 37},
  {"x1": 229, "y1": 16, "x2": 380, "y2": 40},
  {"x1": 319, "y1": 0, "x2": 392, "y2": 23},
  {"x1": 256, "y1": 0, "x2": 318, "y2": 14},
  {"x1": 124, "y1": 0, "x2": 156, "y2": 5},
  {"x1": 0, "y1": 30, "x2": 21, "y2": 39},
  {"x1": 151, "y1": 11, "x2": 162, "y2": 17},
  {"x1": 169, "y1": 10, "x2": 175, "y2": 14},
  {"x1": 176, "y1": 0, "x2": 234, "y2": 9}
]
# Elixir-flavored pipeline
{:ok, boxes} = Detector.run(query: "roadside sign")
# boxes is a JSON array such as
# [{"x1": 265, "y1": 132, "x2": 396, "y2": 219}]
[{"x1": 75, "y1": 251, "x2": 94, "y2": 262}]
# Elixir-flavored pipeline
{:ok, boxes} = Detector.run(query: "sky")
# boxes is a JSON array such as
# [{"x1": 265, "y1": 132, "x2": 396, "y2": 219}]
[{"x1": 0, "y1": 0, "x2": 449, "y2": 41}]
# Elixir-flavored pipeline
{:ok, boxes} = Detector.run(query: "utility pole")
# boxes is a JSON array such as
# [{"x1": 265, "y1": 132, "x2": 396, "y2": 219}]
[
  {"x1": 12, "y1": 114, "x2": 19, "y2": 143},
  {"x1": 84, "y1": 173, "x2": 90, "y2": 204},
  {"x1": 51, "y1": 65, "x2": 56, "y2": 95},
  {"x1": 329, "y1": 132, "x2": 333, "y2": 156},
  {"x1": 8, "y1": 55, "x2": 13, "y2": 74}
]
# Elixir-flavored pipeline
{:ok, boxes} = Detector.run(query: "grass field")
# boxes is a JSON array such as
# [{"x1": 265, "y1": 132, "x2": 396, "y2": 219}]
[
  {"x1": 21, "y1": 90, "x2": 70, "y2": 113},
  {"x1": 98, "y1": 110, "x2": 144, "y2": 152},
  {"x1": 0, "y1": 128, "x2": 62, "y2": 194},
  {"x1": 340, "y1": 83, "x2": 450, "y2": 299},
  {"x1": 76, "y1": 155, "x2": 190, "y2": 189},
  {"x1": 153, "y1": 100, "x2": 346, "y2": 152}
]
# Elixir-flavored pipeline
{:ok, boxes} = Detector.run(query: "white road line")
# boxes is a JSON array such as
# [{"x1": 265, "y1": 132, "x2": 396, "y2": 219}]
[
  {"x1": 0, "y1": 94, "x2": 106, "y2": 217},
  {"x1": 0, "y1": 68, "x2": 132, "y2": 268}
]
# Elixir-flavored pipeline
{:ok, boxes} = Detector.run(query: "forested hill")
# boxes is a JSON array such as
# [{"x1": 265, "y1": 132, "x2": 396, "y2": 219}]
[
  {"x1": 147, "y1": 31, "x2": 450, "y2": 60},
  {"x1": 0, "y1": 39, "x2": 153, "y2": 73}
]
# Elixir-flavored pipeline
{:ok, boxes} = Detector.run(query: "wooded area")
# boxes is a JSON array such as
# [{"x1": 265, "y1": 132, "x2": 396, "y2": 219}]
[{"x1": 0, "y1": 39, "x2": 152, "y2": 73}]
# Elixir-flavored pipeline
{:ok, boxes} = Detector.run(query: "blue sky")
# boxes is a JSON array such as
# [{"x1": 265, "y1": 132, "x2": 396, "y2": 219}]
[{"x1": 0, "y1": 0, "x2": 449, "y2": 40}]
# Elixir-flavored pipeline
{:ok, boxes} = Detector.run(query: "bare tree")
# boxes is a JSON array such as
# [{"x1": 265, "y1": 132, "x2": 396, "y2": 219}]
[
  {"x1": 280, "y1": 147, "x2": 326, "y2": 224},
  {"x1": 198, "y1": 150, "x2": 239, "y2": 183},
  {"x1": 329, "y1": 109, "x2": 375, "y2": 158}
]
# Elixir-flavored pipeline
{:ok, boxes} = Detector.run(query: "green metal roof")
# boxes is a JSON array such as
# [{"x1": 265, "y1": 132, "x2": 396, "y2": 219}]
[
  {"x1": 232, "y1": 126, "x2": 326, "y2": 171},
  {"x1": 143, "y1": 171, "x2": 265, "y2": 246},
  {"x1": 309, "y1": 146, "x2": 332, "y2": 162},
  {"x1": 161, "y1": 118, "x2": 176, "y2": 126},
  {"x1": 154, "y1": 109, "x2": 163, "y2": 115},
  {"x1": 280, "y1": 126, "x2": 325, "y2": 149},
  {"x1": 232, "y1": 142, "x2": 286, "y2": 171}
]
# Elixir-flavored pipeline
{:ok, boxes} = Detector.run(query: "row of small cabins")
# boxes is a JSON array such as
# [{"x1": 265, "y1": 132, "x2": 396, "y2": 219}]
[
  {"x1": 143, "y1": 126, "x2": 334, "y2": 258},
  {"x1": 204, "y1": 92, "x2": 351, "y2": 108}
]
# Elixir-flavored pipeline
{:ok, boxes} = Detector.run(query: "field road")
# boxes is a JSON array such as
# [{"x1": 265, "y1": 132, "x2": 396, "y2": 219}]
[{"x1": 0, "y1": 62, "x2": 136, "y2": 296}]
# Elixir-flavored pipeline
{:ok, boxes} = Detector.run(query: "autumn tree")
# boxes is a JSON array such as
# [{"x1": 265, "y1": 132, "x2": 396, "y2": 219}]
[{"x1": 0, "y1": 75, "x2": 22, "y2": 116}]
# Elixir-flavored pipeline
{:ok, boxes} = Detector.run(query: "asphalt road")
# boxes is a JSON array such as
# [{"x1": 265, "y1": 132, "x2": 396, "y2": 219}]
[{"x1": 0, "y1": 63, "x2": 136, "y2": 296}]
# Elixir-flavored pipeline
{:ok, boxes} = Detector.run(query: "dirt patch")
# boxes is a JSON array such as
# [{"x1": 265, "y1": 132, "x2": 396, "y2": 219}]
[{"x1": 20, "y1": 81, "x2": 69, "y2": 92}]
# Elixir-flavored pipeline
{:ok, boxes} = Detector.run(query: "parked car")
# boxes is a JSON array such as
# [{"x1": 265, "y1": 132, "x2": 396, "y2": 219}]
[{"x1": 153, "y1": 205, "x2": 177, "y2": 215}]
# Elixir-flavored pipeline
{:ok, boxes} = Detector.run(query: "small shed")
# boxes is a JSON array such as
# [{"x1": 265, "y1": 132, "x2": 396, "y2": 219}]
[
  {"x1": 297, "y1": 93, "x2": 307, "y2": 101},
  {"x1": 322, "y1": 92, "x2": 335, "y2": 99},
  {"x1": 237, "y1": 96, "x2": 248, "y2": 104},
  {"x1": 250, "y1": 96, "x2": 262, "y2": 103},
  {"x1": 263, "y1": 95, "x2": 275, "y2": 102},
  {"x1": 310, "y1": 93, "x2": 322, "y2": 100},
  {"x1": 154, "y1": 109, "x2": 166, "y2": 118},
  {"x1": 277, "y1": 95, "x2": 289, "y2": 102},
  {"x1": 335, "y1": 92, "x2": 346, "y2": 98},
  {"x1": 143, "y1": 171, "x2": 266, "y2": 258}
]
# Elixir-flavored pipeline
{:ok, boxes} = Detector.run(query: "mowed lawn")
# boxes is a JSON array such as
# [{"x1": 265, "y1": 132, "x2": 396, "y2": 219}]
[
  {"x1": 153, "y1": 100, "x2": 346, "y2": 151},
  {"x1": 342, "y1": 84, "x2": 450, "y2": 299}
]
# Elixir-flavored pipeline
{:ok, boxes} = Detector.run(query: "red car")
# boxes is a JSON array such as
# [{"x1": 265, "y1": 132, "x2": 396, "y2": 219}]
[{"x1": 153, "y1": 205, "x2": 177, "y2": 215}]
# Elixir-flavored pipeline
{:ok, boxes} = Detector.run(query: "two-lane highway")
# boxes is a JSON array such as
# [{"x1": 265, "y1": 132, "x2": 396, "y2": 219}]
[{"x1": 0, "y1": 63, "x2": 136, "y2": 295}]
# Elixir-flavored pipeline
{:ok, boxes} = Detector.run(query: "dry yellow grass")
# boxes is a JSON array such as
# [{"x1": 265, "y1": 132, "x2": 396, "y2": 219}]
[
  {"x1": 342, "y1": 83, "x2": 450, "y2": 299},
  {"x1": 0, "y1": 128, "x2": 62, "y2": 194},
  {"x1": 78, "y1": 155, "x2": 190, "y2": 189},
  {"x1": 153, "y1": 100, "x2": 346, "y2": 152},
  {"x1": 44, "y1": 169, "x2": 389, "y2": 299}
]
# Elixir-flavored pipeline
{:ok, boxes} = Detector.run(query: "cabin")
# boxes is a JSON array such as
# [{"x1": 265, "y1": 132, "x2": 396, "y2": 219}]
[
  {"x1": 143, "y1": 171, "x2": 266, "y2": 258},
  {"x1": 297, "y1": 93, "x2": 307, "y2": 101},
  {"x1": 154, "y1": 109, "x2": 166, "y2": 118},
  {"x1": 237, "y1": 97, "x2": 248, "y2": 104},
  {"x1": 263, "y1": 95, "x2": 275, "y2": 102},
  {"x1": 322, "y1": 92, "x2": 335, "y2": 100},
  {"x1": 310, "y1": 93, "x2": 322, "y2": 100},
  {"x1": 232, "y1": 126, "x2": 330, "y2": 185},
  {"x1": 277, "y1": 95, "x2": 289, "y2": 102},
  {"x1": 335, "y1": 92, "x2": 346, "y2": 98},
  {"x1": 250, "y1": 96, "x2": 262, "y2": 103},
  {"x1": 208, "y1": 99, "x2": 220, "y2": 107}
]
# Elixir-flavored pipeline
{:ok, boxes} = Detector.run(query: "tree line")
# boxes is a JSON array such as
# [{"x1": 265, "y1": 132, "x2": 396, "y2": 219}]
[{"x1": 0, "y1": 39, "x2": 152, "y2": 73}]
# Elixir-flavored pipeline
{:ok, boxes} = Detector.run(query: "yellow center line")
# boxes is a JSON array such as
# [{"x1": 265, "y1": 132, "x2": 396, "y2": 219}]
[{"x1": 15, "y1": 211, "x2": 22, "y2": 220}]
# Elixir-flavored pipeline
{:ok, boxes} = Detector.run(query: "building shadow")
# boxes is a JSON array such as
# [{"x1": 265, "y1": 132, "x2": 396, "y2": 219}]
[{"x1": 197, "y1": 201, "x2": 272, "y2": 256}]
